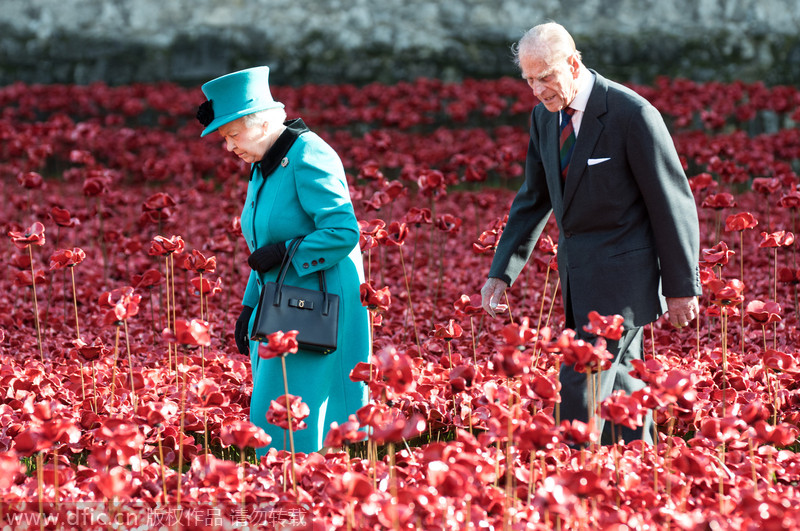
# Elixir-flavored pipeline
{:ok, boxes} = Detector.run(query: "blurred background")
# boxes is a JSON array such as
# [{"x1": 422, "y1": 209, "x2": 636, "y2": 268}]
[{"x1": 2, "y1": 0, "x2": 799, "y2": 87}]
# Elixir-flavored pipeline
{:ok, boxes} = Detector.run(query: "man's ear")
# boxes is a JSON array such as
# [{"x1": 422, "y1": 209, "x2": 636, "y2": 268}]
[{"x1": 567, "y1": 53, "x2": 580, "y2": 78}]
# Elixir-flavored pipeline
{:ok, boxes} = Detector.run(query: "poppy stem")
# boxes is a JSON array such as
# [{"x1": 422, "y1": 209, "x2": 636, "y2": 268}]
[
  {"x1": 163, "y1": 255, "x2": 173, "y2": 372},
  {"x1": 239, "y1": 444, "x2": 246, "y2": 510},
  {"x1": 504, "y1": 292, "x2": 514, "y2": 324},
  {"x1": 176, "y1": 354, "x2": 187, "y2": 505},
  {"x1": 91, "y1": 360, "x2": 98, "y2": 413},
  {"x1": 70, "y1": 266, "x2": 80, "y2": 340},
  {"x1": 470, "y1": 316, "x2": 477, "y2": 366},
  {"x1": 748, "y1": 436, "x2": 758, "y2": 494},
  {"x1": 124, "y1": 320, "x2": 137, "y2": 409},
  {"x1": 109, "y1": 325, "x2": 120, "y2": 401},
  {"x1": 280, "y1": 355, "x2": 298, "y2": 496},
  {"x1": 28, "y1": 245, "x2": 44, "y2": 363},
  {"x1": 156, "y1": 430, "x2": 167, "y2": 504},
  {"x1": 53, "y1": 446, "x2": 59, "y2": 509},
  {"x1": 544, "y1": 278, "x2": 560, "y2": 331},
  {"x1": 36, "y1": 452, "x2": 44, "y2": 526},
  {"x1": 397, "y1": 248, "x2": 421, "y2": 353},
  {"x1": 532, "y1": 265, "x2": 551, "y2": 366}
]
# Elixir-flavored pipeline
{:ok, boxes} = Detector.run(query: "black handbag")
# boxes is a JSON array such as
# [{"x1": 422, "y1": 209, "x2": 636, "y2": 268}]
[{"x1": 250, "y1": 237, "x2": 339, "y2": 354}]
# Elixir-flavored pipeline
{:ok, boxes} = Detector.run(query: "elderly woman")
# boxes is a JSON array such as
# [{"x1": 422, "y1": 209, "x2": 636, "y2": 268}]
[{"x1": 196, "y1": 66, "x2": 369, "y2": 455}]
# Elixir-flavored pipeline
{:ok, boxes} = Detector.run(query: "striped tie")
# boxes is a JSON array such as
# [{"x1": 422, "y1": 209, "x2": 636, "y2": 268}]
[{"x1": 559, "y1": 107, "x2": 576, "y2": 180}]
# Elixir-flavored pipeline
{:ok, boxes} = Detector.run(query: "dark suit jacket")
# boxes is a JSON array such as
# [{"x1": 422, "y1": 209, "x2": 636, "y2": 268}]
[{"x1": 489, "y1": 70, "x2": 701, "y2": 329}]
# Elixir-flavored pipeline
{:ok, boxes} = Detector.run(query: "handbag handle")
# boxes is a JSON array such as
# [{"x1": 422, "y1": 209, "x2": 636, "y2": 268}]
[{"x1": 272, "y1": 236, "x2": 331, "y2": 316}]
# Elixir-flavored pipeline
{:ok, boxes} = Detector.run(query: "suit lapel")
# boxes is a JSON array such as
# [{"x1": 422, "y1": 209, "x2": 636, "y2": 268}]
[{"x1": 562, "y1": 72, "x2": 608, "y2": 213}]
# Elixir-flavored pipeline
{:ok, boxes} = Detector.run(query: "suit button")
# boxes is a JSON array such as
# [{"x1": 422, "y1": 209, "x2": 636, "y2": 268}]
[
  {"x1": 565, "y1": 232, "x2": 573, "y2": 238},
  {"x1": 303, "y1": 263, "x2": 309, "y2": 269},
  {"x1": 319, "y1": 258, "x2": 325, "y2": 264},
  {"x1": 311, "y1": 260, "x2": 318, "y2": 266},
  {"x1": 251, "y1": 201, "x2": 254, "y2": 207}
]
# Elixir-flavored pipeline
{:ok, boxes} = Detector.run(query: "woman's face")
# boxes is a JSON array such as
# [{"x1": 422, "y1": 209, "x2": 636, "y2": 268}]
[{"x1": 217, "y1": 117, "x2": 270, "y2": 163}]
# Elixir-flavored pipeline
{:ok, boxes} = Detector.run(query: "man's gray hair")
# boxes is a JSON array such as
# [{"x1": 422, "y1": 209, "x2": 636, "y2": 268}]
[{"x1": 512, "y1": 22, "x2": 581, "y2": 67}]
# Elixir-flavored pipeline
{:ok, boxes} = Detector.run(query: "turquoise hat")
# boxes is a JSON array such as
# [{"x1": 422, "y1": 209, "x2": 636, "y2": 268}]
[{"x1": 197, "y1": 66, "x2": 285, "y2": 137}]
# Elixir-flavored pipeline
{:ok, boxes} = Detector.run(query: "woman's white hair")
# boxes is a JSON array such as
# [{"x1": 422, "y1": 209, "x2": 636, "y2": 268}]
[
  {"x1": 512, "y1": 22, "x2": 581, "y2": 67},
  {"x1": 243, "y1": 106, "x2": 287, "y2": 129}
]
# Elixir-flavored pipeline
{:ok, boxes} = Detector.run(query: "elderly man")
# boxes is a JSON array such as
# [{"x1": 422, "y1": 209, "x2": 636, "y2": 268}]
[{"x1": 481, "y1": 22, "x2": 700, "y2": 443}]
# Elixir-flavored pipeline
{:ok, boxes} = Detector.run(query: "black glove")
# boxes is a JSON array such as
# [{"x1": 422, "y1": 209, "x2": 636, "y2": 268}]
[
  {"x1": 247, "y1": 242, "x2": 287, "y2": 273},
  {"x1": 235, "y1": 306, "x2": 254, "y2": 354}
]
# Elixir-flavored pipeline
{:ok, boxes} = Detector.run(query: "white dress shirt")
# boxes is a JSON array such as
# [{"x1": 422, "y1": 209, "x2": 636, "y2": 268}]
[{"x1": 563, "y1": 69, "x2": 595, "y2": 136}]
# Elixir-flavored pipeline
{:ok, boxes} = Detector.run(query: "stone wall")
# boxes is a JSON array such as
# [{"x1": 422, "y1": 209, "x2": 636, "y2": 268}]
[{"x1": 2, "y1": 0, "x2": 799, "y2": 86}]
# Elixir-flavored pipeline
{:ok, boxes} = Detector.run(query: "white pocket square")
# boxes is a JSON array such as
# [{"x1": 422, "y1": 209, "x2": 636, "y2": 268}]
[{"x1": 587, "y1": 157, "x2": 611, "y2": 166}]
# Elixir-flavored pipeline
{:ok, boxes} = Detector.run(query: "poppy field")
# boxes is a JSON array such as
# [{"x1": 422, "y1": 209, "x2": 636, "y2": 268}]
[{"x1": 1, "y1": 75, "x2": 800, "y2": 529}]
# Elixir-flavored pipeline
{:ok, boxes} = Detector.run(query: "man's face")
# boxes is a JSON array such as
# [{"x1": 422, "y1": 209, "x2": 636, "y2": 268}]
[
  {"x1": 520, "y1": 52, "x2": 580, "y2": 113},
  {"x1": 218, "y1": 116, "x2": 269, "y2": 164}
]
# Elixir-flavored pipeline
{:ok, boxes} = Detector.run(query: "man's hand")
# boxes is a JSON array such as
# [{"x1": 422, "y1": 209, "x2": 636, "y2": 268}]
[
  {"x1": 665, "y1": 296, "x2": 699, "y2": 328},
  {"x1": 481, "y1": 278, "x2": 509, "y2": 318}
]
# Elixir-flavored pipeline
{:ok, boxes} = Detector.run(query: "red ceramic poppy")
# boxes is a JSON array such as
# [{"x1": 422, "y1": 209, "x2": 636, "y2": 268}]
[
  {"x1": 749, "y1": 420, "x2": 798, "y2": 446},
  {"x1": 777, "y1": 190, "x2": 800, "y2": 209},
  {"x1": 348, "y1": 363, "x2": 376, "y2": 387},
  {"x1": 148, "y1": 234, "x2": 186, "y2": 256},
  {"x1": 142, "y1": 192, "x2": 176, "y2": 212},
  {"x1": 17, "y1": 171, "x2": 44, "y2": 189},
  {"x1": 759, "y1": 230, "x2": 795, "y2": 248},
  {"x1": 184, "y1": 249, "x2": 217, "y2": 274},
  {"x1": 374, "y1": 346, "x2": 414, "y2": 393},
  {"x1": 751, "y1": 177, "x2": 782, "y2": 195},
  {"x1": 725, "y1": 212, "x2": 758, "y2": 232},
  {"x1": 162, "y1": 318, "x2": 211, "y2": 346},
  {"x1": 745, "y1": 300, "x2": 782, "y2": 325},
  {"x1": 699, "y1": 241, "x2": 735, "y2": 268},
  {"x1": 8, "y1": 221, "x2": 46, "y2": 248},
  {"x1": 190, "y1": 276, "x2": 222, "y2": 297},
  {"x1": 689, "y1": 172, "x2": 717, "y2": 193},
  {"x1": 360, "y1": 282, "x2": 391, "y2": 311},
  {"x1": 453, "y1": 293, "x2": 483, "y2": 317},
  {"x1": 383, "y1": 221, "x2": 409, "y2": 246},
  {"x1": 403, "y1": 207, "x2": 432, "y2": 226},
  {"x1": 82, "y1": 175, "x2": 108, "y2": 197},
  {"x1": 266, "y1": 394, "x2": 309, "y2": 431},
  {"x1": 537, "y1": 233, "x2": 558, "y2": 255},
  {"x1": 257, "y1": 330, "x2": 299, "y2": 360},
  {"x1": 701, "y1": 192, "x2": 736, "y2": 209},
  {"x1": 582, "y1": 311, "x2": 624, "y2": 340},
  {"x1": 705, "y1": 278, "x2": 745, "y2": 306},
  {"x1": 435, "y1": 214, "x2": 462, "y2": 234},
  {"x1": 49, "y1": 247, "x2": 86, "y2": 269},
  {"x1": 473, "y1": 228, "x2": 501, "y2": 254},
  {"x1": 131, "y1": 268, "x2": 163, "y2": 289},
  {"x1": 433, "y1": 319, "x2": 463, "y2": 341},
  {"x1": 72, "y1": 337, "x2": 109, "y2": 361},
  {"x1": 137, "y1": 401, "x2": 178, "y2": 427},
  {"x1": 416, "y1": 169, "x2": 447, "y2": 197},
  {"x1": 49, "y1": 206, "x2": 80, "y2": 228},
  {"x1": 219, "y1": 419, "x2": 272, "y2": 449},
  {"x1": 323, "y1": 414, "x2": 367, "y2": 447},
  {"x1": 99, "y1": 286, "x2": 141, "y2": 325}
]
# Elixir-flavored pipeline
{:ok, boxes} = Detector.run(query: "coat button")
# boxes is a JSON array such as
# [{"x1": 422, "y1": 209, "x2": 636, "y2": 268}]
[
  {"x1": 565, "y1": 231, "x2": 572, "y2": 238},
  {"x1": 303, "y1": 263, "x2": 309, "y2": 269},
  {"x1": 281, "y1": 157, "x2": 289, "y2": 167},
  {"x1": 311, "y1": 260, "x2": 318, "y2": 266},
  {"x1": 319, "y1": 258, "x2": 325, "y2": 264}
]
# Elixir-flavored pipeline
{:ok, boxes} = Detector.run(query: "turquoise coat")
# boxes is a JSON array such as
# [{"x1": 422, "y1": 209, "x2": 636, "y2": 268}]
[{"x1": 240, "y1": 119, "x2": 369, "y2": 455}]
